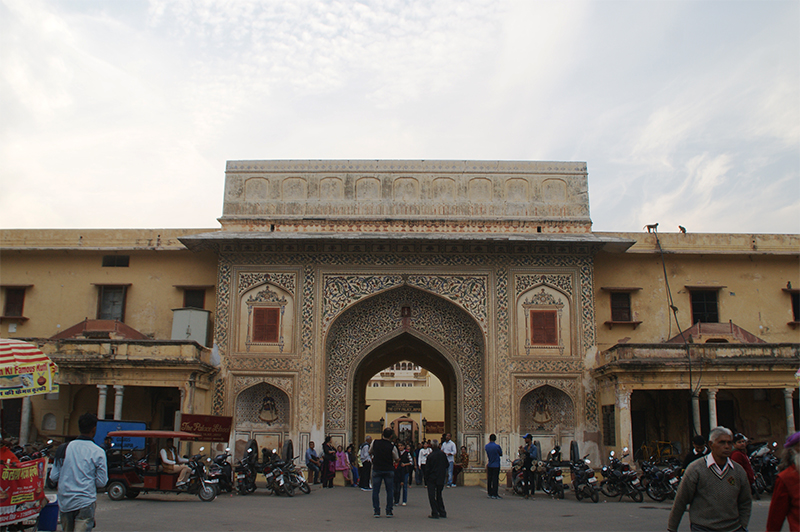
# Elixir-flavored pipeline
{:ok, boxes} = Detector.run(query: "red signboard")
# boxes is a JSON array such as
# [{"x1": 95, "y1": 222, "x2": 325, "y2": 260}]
[
  {"x1": 179, "y1": 414, "x2": 232, "y2": 442},
  {"x1": 0, "y1": 458, "x2": 47, "y2": 526}
]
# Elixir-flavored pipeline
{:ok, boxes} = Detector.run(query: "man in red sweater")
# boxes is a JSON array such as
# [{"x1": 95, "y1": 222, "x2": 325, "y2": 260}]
[
  {"x1": 767, "y1": 432, "x2": 800, "y2": 532},
  {"x1": 730, "y1": 433, "x2": 755, "y2": 489}
]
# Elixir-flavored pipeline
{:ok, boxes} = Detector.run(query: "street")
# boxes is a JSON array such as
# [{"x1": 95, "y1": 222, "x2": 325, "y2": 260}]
[{"x1": 89, "y1": 483, "x2": 771, "y2": 532}]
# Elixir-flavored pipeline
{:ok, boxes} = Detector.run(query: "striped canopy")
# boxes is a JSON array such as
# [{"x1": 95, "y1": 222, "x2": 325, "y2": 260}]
[{"x1": 0, "y1": 339, "x2": 58, "y2": 398}]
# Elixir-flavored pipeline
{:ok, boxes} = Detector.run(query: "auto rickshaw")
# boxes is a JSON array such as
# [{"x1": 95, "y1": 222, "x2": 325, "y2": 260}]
[{"x1": 105, "y1": 430, "x2": 216, "y2": 502}]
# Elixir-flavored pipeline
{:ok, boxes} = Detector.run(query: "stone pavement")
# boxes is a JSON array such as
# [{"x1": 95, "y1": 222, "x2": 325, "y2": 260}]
[{"x1": 92, "y1": 483, "x2": 771, "y2": 532}]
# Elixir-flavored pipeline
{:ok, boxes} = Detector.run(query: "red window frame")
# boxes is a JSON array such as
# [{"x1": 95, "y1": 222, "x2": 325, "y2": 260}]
[
  {"x1": 252, "y1": 307, "x2": 280, "y2": 343},
  {"x1": 530, "y1": 310, "x2": 557, "y2": 345}
]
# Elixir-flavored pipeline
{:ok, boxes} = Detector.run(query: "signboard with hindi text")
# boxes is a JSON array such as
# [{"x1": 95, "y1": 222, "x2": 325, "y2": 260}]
[
  {"x1": 0, "y1": 458, "x2": 47, "y2": 526},
  {"x1": 179, "y1": 414, "x2": 232, "y2": 442}
]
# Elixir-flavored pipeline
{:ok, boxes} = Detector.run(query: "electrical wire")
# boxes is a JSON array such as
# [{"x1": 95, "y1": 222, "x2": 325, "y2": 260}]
[{"x1": 651, "y1": 227, "x2": 702, "y2": 436}]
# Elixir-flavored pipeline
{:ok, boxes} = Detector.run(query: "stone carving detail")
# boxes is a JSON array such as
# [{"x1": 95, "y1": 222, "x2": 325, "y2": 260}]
[
  {"x1": 233, "y1": 375, "x2": 294, "y2": 397},
  {"x1": 517, "y1": 377, "x2": 579, "y2": 400},
  {"x1": 213, "y1": 250, "x2": 597, "y2": 432},
  {"x1": 235, "y1": 382, "x2": 290, "y2": 427},
  {"x1": 246, "y1": 287, "x2": 287, "y2": 305},
  {"x1": 325, "y1": 285, "x2": 484, "y2": 432},
  {"x1": 407, "y1": 275, "x2": 487, "y2": 330},
  {"x1": 520, "y1": 384, "x2": 576, "y2": 433},
  {"x1": 238, "y1": 273, "x2": 296, "y2": 295},
  {"x1": 322, "y1": 275, "x2": 403, "y2": 332}
]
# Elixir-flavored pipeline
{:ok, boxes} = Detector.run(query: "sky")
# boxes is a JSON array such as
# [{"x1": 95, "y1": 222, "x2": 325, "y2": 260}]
[{"x1": 1, "y1": 0, "x2": 798, "y2": 234}]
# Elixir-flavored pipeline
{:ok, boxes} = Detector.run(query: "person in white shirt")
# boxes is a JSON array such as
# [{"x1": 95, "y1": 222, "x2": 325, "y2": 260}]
[
  {"x1": 418, "y1": 440, "x2": 432, "y2": 476},
  {"x1": 440, "y1": 433, "x2": 457, "y2": 487}
]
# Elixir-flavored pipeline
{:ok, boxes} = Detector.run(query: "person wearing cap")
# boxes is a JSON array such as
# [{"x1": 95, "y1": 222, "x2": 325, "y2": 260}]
[
  {"x1": 766, "y1": 431, "x2": 800, "y2": 532},
  {"x1": 667, "y1": 426, "x2": 751, "y2": 532},
  {"x1": 521, "y1": 433, "x2": 538, "y2": 499},
  {"x1": 730, "y1": 433, "x2": 756, "y2": 490}
]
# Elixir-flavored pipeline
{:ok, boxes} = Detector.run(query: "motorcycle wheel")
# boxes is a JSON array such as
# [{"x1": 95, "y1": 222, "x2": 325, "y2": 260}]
[
  {"x1": 574, "y1": 485, "x2": 583, "y2": 501},
  {"x1": 283, "y1": 482, "x2": 294, "y2": 497},
  {"x1": 630, "y1": 486, "x2": 643, "y2": 502},
  {"x1": 198, "y1": 484, "x2": 217, "y2": 502},
  {"x1": 238, "y1": 482, "x2": 254, "y2": 495},
  {"x1": 298, "y1": 480, "x2": 311, "y2": 494},
  {"x1": 512, "y1": 474, "x2": 526, "y2": 496},
  {"x1": 125, "y1": 489, "x2": 140, "y2": 499},
  {"x1": 107, "y1": 481, "x2": 127, "y2": 501},
  {"x1": 557, "y1": 485, "x2": 565, "y2": 499},
  {"x1": 590, "y1": 489, "x2": 599, "y2": 503},
  {"x1": 600, "y1": 481, "x2": 620, "y2": 498},
  {"x1": 646, "y1": 483, "x2": 667, "y2": 502}
]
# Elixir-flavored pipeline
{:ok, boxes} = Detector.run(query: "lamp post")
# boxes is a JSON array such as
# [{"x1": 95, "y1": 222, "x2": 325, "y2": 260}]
[{"x1": 422, "y1": 417, "x2": 427, "y2": 441}]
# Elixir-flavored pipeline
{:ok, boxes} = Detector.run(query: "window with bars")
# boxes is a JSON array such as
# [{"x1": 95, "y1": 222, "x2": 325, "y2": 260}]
[
  {"x1": 3, "y1": 288, "x2": 25, "y2": 317},
  {"x1": 530, "y1": 310, "x2": 558, "y2": 345},
  {"x1": 610, "y1": 292, "x2": 632, "y2": 321},
  {"x1": 690, "y1": 290, "x2": 719, "y2": 323},
  {"x1": 252, "y1": 307, "x2": 280, "y2": 343},
  {"x1": 602, "y1": 405, "x2": 616, "y2": 446}
]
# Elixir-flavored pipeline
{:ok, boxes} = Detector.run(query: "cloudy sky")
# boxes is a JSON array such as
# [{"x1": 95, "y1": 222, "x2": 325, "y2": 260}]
[{"x1": 1, "y1": 0, "x2": 798, "y2": 234}]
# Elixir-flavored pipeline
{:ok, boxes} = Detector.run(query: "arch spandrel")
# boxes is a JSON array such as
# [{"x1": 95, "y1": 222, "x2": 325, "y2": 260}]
[{"x1": 325, "y1": 285, "x2": 485, "y2": 437}]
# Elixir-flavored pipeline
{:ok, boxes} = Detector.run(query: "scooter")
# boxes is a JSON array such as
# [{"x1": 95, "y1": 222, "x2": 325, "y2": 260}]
[
  {"x1": 539, "y1": 447, "x2": 565, "y2": 499},
  {"x1": 207, "y1": 448, "x2": 234, "y2": 495},
  {"x1": 570, "y1": 454, "x2": 599, "y2": 503}
]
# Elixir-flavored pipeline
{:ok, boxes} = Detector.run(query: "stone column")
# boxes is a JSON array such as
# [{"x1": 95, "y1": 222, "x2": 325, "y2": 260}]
[
  {"x1": 785, "y1": 388, "x2": 796, "y2": 435},
  {"x1": 19, "y1": 397, "x2": 32, "y2": 446},
  {"x1": 113, "y1": 385, "x2": 124, "y2": 420},
  {"x1": 97, "y1": 385, "x2": 108, "y2": 420},
  {"x1": 691, "y1": 391, "x2": 701, "y2": 435},
  {"x1": 174, "y1": 388, "x2": 187, "y2": 450},
  {"x1": 616, "y1": 387, "x2": 633, "y2": 457},
  {"x1": 707, "y1": 388, "x2": 718, "y2": 430}
]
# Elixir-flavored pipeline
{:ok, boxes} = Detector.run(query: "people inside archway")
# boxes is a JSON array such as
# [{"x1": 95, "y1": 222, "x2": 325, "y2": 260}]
[
  {"x1": 766, "y1": 431, "x2": 800, "y2": 532},
  {"x1": 413, "y1": 441, "x2": 424, "y2": 485},
  {"x1": 370, "y1": 427, "x2": 399, "y2": 518},
  {"x1": 160, "y1": 440, "x2": 191, "y2": 487},
  {"x1": 441, "y1": 433, "x2": 457, "y2": 487},
  {"x1": 424, "y1": 439, "x2": 448, "y2": 519},
  {"x1": 667, "y1": 426, "x2": 752, "y2": 532},
  {"x1": 394, "y1": 441, "x2": 413, "y2": 505},
  {"x1": 418, "y1": 440, "x2": 432, "y2": 486},
  {"x1": 452, "y1": 445, "x2": 469, "y2": 485},
  {"x1": 347, "y1": 443, "x2": 360, "y2": 486},
  {"x1": 321, "y1": 436, "x2": 336, "y2": 488},
  {"x1": 682, "y1": 434, "x2": 709, "y2": 471},
  {"x1": 521, "y1": 433, "x2": 538, "y2": 499},
  {"x1": 485, "y1": 434, "x2": 503, "y2": 499},
  {"x1": 359, "y1": 436, "x2": 372, "y2": 490},
  {"x1": 305, "y1": 441, "x2": 321, "y2": 484}
]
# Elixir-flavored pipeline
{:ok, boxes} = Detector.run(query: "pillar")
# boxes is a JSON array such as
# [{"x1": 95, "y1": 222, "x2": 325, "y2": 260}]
[
  {"x1": 707, "y1": 388, "x2": 718, "y2": 430},
  {"x1": 97, "y1": 385, "x2": 108, "y2": 420},
  {"x1": 691, "y1": 391, "x2": 701, "y2": 435},
  {"x1": 785, "y1": 388, "x2": 796, "y2": 435},
  {"x1": 113, "y1": 385, "x2": 124, "y2": 420},
  {"x1": 19, "y1": 397, "x2": 32, "y2": 446},
  {"x1": 616, "y1": 387, "x2": 633, "y2": 457}
]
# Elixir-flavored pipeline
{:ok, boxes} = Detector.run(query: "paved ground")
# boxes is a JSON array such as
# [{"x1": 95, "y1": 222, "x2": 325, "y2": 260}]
[{"x1": 86, "y1": 482, "x2": 771, "y2": 532}]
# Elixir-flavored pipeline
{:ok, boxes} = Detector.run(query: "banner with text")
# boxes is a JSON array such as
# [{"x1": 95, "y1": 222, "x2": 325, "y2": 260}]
[
  {"x1": 179, "y1": 414, "x2": 232, "y2": 442},
  {"x1": 0, "y1": 458, "x2": 47, "y2": 526}
]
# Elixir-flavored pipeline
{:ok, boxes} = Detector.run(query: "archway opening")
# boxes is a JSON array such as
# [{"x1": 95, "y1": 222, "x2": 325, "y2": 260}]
[{"x1": 353, "y1": 332, "x2": 457, "y2": 445}]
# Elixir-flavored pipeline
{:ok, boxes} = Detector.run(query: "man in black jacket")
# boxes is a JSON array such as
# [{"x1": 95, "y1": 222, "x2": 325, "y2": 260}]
[
  {"x1": 369, "y1": 428, "x2": 399, "y2": 518},
  {"x1": 424, "y1": 440, "x2": 448, "y2": 519}
]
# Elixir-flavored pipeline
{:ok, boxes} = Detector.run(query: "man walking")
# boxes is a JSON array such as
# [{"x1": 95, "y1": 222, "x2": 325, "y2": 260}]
[
  {"x1": 485, "y1": 433, "x2": 503, "y2": 499},
  {"x1": 370, "y1": 428, "x2": 399, "y2": 518},
  {"x1": 305, "y1": 441, "x2": 321, "y2": 484},
  {"x1": 424, "y1": 440, "x2": 448, "y2": 519},
  {"x1": 359, "y1": 436, "x2": 372, "y2": 490},
  {"x1": 668, "y1": 426, "x2": 752, "y2": 532},
  {"x1": 50, "y1": 413, "x2": 108, "y2": 532},
  {"x1": 441, "y1": 433, "x2": 457, "y2": 487}
]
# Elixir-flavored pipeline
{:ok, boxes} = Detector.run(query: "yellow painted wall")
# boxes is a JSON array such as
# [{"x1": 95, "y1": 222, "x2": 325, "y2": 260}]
[
  {"x1": 365, "y1": 373, "x2": 445, "y2": 437},
  {"x1": 594, "y1": 232, "x2": 800, "y2": 351},
  {"x1": 0, "y1": 229, "x2": 218, "y2": 340}
]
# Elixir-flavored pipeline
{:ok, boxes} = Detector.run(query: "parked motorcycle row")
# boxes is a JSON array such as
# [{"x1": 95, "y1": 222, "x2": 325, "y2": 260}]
[
  {"x1": 511, "y1": 441, "x2": 781, "y2": 504},
  {"x1": 234, "y1": 442, "x2": 311, "y2": 497}
]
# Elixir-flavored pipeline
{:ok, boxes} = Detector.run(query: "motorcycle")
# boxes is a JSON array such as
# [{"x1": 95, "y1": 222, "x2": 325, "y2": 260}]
[
  {"x1": 570, "y1": 454, "x2": 599, "y2": 503},
  {"x1": 600, "y1": 448, "x2": 643, "y2": 502},
  {"x1": 640, "y1": 460, "x2": 680, "y2": 502},
  {"x1": 539, "y1": 447, "x2": 565, "y2": 499},
  {"x1": 235, "y1": 443, "x2": 259, "y2": 495},
  {"x1": 749, "y1": 441, "x2": 779, "y2": 495},
  {"x1": 511, "y1": 458, "x2": 528, "y2": 496},
  {"x1": 207, "y1": 448, "x2": 234, "y2": 495},
  {"x1": 282, "y1": 456, "x2": 311, "y2": 495},
  {"x1": 259, "y1": 449, "x2": 294, "y2": 497}
]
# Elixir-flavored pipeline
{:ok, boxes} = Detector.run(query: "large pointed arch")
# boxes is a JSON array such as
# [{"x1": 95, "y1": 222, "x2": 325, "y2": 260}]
[{"x1": 325, "y1": 285, "x2": 485, "y2": 445}]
